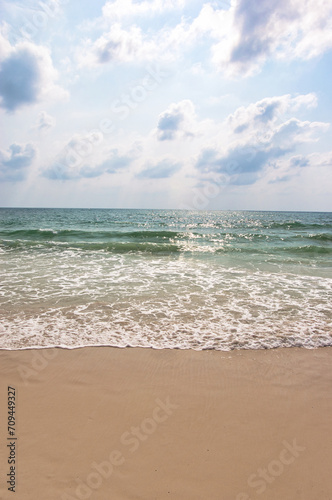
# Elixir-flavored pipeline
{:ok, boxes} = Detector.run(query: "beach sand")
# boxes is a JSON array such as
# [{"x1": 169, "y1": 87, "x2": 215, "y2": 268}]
[{"x1": 0, "y1": 346, "x2": 332, "y2": 499}]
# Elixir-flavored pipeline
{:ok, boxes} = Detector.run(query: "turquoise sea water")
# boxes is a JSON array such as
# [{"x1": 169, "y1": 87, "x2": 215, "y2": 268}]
[{"x1": 0, "y1": 208, "x2": 331, "y2": 350}]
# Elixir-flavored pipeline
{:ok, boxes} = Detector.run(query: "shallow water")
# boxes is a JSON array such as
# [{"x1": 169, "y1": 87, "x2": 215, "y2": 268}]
[{"x1": 1, "y1": 208, "x2": 331, "y2": 350}]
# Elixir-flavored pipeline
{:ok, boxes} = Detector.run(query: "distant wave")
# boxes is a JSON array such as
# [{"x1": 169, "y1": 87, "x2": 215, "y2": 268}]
[
  {"x1": 0, "y1": 239, "x2": 181, "y2": 254},
  {"x1": 0, "y1": 228, "x2": 184, "y2": 241},
  {"x1": 1, "y1": 238, "x2": 331, "y2": 256},
  {"x1": 265, "y1": 221, "x2": 332, "y2": 230}
]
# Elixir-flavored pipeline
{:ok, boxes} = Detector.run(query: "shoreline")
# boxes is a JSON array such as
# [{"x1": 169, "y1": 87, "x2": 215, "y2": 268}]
[
  {"x1": 1, "y1": 345, "x2": 332, "y2": 499},
  {"x1": 0, "y1": 342, "x2": 331, "y2": 351}
]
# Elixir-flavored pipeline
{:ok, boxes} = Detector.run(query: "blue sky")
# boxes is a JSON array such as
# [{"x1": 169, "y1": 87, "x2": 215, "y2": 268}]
[{"x1": 0, "y1": 0, "x2": 332, "y2": 210}]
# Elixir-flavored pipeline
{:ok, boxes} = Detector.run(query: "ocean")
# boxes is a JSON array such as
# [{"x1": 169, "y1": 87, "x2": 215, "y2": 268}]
[{"x1": 0, "y1": 208, "x2": 331, "y2": 350}]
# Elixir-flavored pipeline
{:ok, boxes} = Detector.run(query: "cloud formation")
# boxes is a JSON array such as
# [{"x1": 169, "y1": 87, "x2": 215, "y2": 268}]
[
  {"x1": 0, "y1": 32, "x2": 67, "y2": 112},
  {"x1": 137, "y1": 159, "x2": 181, "y2": 178},
  {"x1": 0, "y1": 143, "x2": 37, "y2": 181},
  {"x1": 207, "y1": 0, "x2": 332, "y2": 76},
  {"x1": 92, "y1": 24, "x2": 157, "y2": 64},
  {"x1": 196, "y1": 144, "x2": 289, "y2": 185},
  {"x1": 156, "y1": 100, "x2": 196, "y2": 141},
  {"x1": 267, "y1": 151, "x2": 332, "y2": 184},
  {"x1": 78, "y1": 0, "x2": 332, "y2": 74},
  {"x1": 78, "y1": 2, "x2": 195, "y2": 66},
  {"x1": 43, "y1": 133, "x2": 134, "y2": 180},
  {"x1": 227, "y1": 94, "x2": 318, "y2": 134},
  {"x1": 195, "y1": 93, "x2": 329, "y2": 185},
  {"x1": 102, "y1": 0, "x2": 186, "y2": 21},
  {"x1": 38, "y1": 90, "x2": 330, "y2": 193},
  {"x1": 36, "y1": 111, "x2": 56, "y2": 132}
]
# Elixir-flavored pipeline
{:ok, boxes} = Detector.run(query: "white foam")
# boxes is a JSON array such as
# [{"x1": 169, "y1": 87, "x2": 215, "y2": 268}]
[{"x1": 0, "y1": 249, "x2": 331, "y2": 351}]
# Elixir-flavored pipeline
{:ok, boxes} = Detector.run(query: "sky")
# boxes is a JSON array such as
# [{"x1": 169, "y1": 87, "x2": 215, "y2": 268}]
[{"x1": 0, "y1": 0, "x2": 332, "y2": 210}]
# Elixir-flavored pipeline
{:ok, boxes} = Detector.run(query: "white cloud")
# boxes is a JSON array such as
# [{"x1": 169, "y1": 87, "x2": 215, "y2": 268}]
[
  {"x1": 0, "y1": 24, "x2": 11, "y2": 61},
  {"x1": 156, "y1": 99, "x2": 197, "y2": 141},
  {"x1": 102, "y1": 0, "x2": 187, "y2": 21},
  {"x1": 137, "y1": 158, "x2": 181, "y2": 178},
  {"x1": 36, "y1": 111, "x2": 56, "y2": 132},
  {"x1": 272, "y1": 118, "x2": 329, "y2": 147},
  {"x1": 308, "y1": 151, "x2": 332, "y2": 168},
  {"x1": 266, "y1": 150, "x2": 332, "y2": 184},
  {"x1": 78, "y1": 19, "x2": 196, "y2": 67},
  {"x1": 39, "y1": 92, "x2": 330, "y2": 195},
  {"x1": 136, "y1": 93, "x2": 329, "y2": 187},
  {"x1": 194, "y1": 93, "x2": 330, "y2": 185},
  {"x1": 206, "y1": 0, "x2": 332, "y2": 76},
  {"x1": 80, "y1": 24, "x2": 160, "y2": 66},
  {"x1": 78, "y1": 0, "x2": 332, "y2": 74},
  {"x1": 0, "y1": 31, "x2": 68, "y2": 112},
  {"x1": 227, "y1": 93, "x2": 318, "y2": 136},
  {"x1": 42, "y1": 131, "x2": 136, "y2": 180},
  {"x1": 0, "y1": 143, "x2": 37, "y2": 181},
  {"x1": 77, "y1": 1, "x2": 202, "y2": 67}
]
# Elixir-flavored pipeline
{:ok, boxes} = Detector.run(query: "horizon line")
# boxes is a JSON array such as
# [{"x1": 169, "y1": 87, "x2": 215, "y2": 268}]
[{"x1": 0, "y1": 207, "x2": 331, "y2": 213}]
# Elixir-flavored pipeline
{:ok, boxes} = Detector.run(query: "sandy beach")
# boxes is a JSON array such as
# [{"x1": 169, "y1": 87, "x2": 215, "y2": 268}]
[{"x1": 0, "y1": 346, "x2": 332, "y2": 499}]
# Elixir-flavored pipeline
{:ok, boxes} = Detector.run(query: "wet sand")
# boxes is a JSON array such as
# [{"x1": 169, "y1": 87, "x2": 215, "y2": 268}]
[{"x1": 0, "y1": 346, "x2": 332, "y2": 499}]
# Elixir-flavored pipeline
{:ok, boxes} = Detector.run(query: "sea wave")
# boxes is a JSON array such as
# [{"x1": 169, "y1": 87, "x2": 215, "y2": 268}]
[
  {"x1": 0, "y1": 228, "x2": 184, "y2": 240},
  {"x1": 265, "y1": 221, "x2": 332, "y2": 230},
  {"x1": 0, "y1": 239, "x2": 182, "y2": 254},
  {"x1": 1, "y1": 238, "x2": 331, "y2": 256}
]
